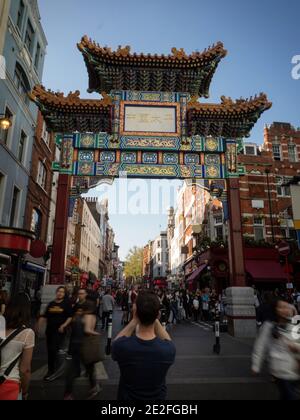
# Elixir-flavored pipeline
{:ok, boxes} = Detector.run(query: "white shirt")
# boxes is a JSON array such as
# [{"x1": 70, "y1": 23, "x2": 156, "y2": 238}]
[
  {"x1": 0, "y1": 328, "x2": 35, "y2": 382},
  {"x1": 193, "y1": 299, "x2": 200, "y2": 310}
]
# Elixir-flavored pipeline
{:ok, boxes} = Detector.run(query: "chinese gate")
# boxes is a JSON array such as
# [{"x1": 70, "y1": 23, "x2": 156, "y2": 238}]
[{"x1": 30, "y1": 37, "x2": 272, "y2": 336}]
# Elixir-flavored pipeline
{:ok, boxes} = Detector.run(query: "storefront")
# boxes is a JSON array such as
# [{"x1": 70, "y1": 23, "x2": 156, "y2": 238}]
[
  {"x1": 244, "y1": 248, "x2": 288, "y2": 290},
  {"x1": 0, "y1": 227, "x2": 35, "y2": 298}
]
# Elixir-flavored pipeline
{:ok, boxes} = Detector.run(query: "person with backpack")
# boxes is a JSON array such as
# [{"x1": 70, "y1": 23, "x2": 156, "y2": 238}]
[{"x1": 0, "y1": 295, "x2": 35, "y2": 400}]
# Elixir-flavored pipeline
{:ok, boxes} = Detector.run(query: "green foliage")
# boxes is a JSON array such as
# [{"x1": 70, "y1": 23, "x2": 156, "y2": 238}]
[{"x1": 124, "y1": 246, "x2": 144, "y2": 282}]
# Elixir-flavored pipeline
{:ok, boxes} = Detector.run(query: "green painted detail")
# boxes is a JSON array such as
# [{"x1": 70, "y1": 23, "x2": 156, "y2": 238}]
[
  {"x1": 237, "y1": 165, "x2": 246, "y2": 175},
  {"x1": 237, "y1": 138, "x2": 245, "y2": 154},
  {"x1": 55, "y1": 134, "x2": 63, "y2": 146},
  {"x1": 52, "y1": 162, "x2": 60, "y2": 171}
]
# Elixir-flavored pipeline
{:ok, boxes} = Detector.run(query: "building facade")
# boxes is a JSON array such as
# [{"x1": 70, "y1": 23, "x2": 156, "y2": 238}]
[
  {"x1": 174, "y1": 122, "x2": 300, "y2": 290},
  {"x1": 24, "y1": 112, "x2": 55, "y2": 243},
  {"x1": 0, "y1": 0, "x2": 47, "y2": 229},
  {"x1": 142, "y1": 243, "x2": 151, "y2": 279},
  {"x1": 151, "y1": 232, "x2": 169, "y2": 279},
  {"x1": 0, "y1": 0, "x2": 10, "y2": 55}
]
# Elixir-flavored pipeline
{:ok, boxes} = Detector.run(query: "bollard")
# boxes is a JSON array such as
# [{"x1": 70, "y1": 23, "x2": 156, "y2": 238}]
[
  {"x1": 105, "y1": 310, "x2": 113, "y2": 355},
  {"x1": 213, "y1": 302, "x2": 221, "y2": 355},
  {"x1": 161, "y1": 307, "x2": 167, "y2": 330}
]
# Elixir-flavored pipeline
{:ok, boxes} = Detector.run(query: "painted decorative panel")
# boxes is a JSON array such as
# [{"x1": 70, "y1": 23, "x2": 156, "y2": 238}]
[
  {"x1": 78, "y1": 151, "x2": 94, "y2": 162},
  {"x1": 60, "y1": 137, "x2": 74, "y2": 168},
  {"x1": 204, "y1": 165, "x2": 221, "y2": 179},
  {"x1": 163, "y1": 153, "x2": 179, "y2": 165},
  {"x1": 185, "y1": 154, "x2": 200, "y2": 165},
  {"x1": 205, "y1": 154, "x2": 221, "y2": 165},
  {"x1": 77, "y1": 162, "x2": 95, "y2": 176},
  {"x1": 77, "y1": 133, "x2": 97, "y2": 148},
  {"x1": 100, "y1": 151, "x2": 116, "y2": 163},
  {"x1": 204, "y1": 137, "x2": 219, "y2": 152},
  {"x1": 120, "y1": 136, "x2": 180, "y2": 150},
  {"x1": 142, "y1": 152, "x2": 158, "y2": 164},
  {"x1": 121, "y1": 152, "x2": 137, "y2": 163}
]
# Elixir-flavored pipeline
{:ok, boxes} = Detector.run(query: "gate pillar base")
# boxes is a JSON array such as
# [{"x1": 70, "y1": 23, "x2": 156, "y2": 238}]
[{"x1": 225, "y1": 287, "x2": 257, "y2": 338}]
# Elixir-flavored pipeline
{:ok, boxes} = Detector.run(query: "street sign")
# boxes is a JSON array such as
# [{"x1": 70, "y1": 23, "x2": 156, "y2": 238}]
[{"x1": 278, "y1": 241, "x2": 290, "y2": 256}]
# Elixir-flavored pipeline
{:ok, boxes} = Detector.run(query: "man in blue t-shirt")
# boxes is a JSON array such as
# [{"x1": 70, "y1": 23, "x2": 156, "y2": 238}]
[{"x1": 112, "y1": 291, "x2": 176, "y2": 401}]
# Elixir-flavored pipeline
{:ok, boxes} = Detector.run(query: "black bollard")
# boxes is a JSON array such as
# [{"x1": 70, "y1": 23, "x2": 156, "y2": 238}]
[
  {"x1": 161, "y1": 307, "x2": 167, "y2": 330},
  {"x1": 213, "y1": 302, "x2": 221, "y2": 355},
  {"x1": 105, "y1": 310, "x2": 113, "y2": 355}
]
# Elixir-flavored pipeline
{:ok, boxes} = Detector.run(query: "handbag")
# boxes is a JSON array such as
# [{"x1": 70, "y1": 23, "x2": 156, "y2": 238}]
[
  {"x1": 0, "y1": 327, "x2": 26, "y2": 385},
  {"x1": 80, "y1": 335, "x2": 104, "y2": 365}
]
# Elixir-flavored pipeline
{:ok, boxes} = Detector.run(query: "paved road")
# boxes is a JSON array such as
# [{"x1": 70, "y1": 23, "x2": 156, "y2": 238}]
[{"x1": 29, "y1": 309, "x2": 278, "y2": 401}]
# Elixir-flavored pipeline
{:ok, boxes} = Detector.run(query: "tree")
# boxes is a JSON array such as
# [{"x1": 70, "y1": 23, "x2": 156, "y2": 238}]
[{"x1": 124, "y1": 246, "x2": 144, "y2": 284}]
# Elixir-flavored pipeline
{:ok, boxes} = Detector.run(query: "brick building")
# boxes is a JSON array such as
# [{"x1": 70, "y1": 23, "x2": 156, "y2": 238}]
[
  {"x1": 24, "y1": 112, "x2": 55, "y2": 242},
  {"x1": 168, "y1": 122, "x2": 300, "y2": 291},
  {"x1": 21, "y1": 112, "x2": 55, "y2": 288},
  {"x1": 239, "y1": 122, "x2": 300, "y2": 243}
]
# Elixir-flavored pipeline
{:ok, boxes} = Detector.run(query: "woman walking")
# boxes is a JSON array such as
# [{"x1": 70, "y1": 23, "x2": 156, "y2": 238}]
[
  {"x1": 80, "y1": 301, "x2": 103, "y2": 400},
  {"x1": 0, "y1": 295, "x2": 35, "y2": 400},
  {"x1": 252, "y1": 298, "x2": 300, "y2": 400}
]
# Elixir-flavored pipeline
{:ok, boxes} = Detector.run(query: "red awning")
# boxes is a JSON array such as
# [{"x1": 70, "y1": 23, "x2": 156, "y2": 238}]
[
  {"x1": 187, "y1": 264, "x2": 207, "y2": 283},
  {"x1": 245, "y1": 260, "x2": 288, "y2": 282}
]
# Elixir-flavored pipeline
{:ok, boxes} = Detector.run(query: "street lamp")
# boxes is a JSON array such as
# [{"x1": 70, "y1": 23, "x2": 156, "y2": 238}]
[{"x1": 0, "y1": 114, "x2": 12, "y2": 131}]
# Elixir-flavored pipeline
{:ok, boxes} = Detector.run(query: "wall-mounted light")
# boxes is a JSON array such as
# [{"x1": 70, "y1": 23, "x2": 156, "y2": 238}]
[{"x1": 0, "y1": 115, "x2": 12, "y2": 131}]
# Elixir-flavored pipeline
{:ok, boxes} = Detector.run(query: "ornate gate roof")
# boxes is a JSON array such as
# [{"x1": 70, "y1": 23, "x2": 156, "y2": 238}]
[
  {"x1": 187, "y1": 94, "x2": 272, "y2": 138},
  {"x1": 29, "y1": 85, "x2": 113, "y2": 133},
  {"x1": 77, "y1": 36, "x2": 227, "y2": 97}
]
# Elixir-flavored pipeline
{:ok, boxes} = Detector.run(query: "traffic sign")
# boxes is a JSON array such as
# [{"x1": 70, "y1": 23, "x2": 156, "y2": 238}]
[{"x1": 278, "y1": 241, "x2": 290, "y2": 257}]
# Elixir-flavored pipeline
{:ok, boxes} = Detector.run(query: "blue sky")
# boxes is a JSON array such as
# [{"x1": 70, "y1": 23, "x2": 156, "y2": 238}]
[{"x1": 38, "y1": 0, "x2": 300, "y2": 259}]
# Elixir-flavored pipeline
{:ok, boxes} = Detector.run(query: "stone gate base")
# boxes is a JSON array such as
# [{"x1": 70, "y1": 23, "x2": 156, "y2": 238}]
[{"x1": 225, "y1": 287, "x2": 257, "y2": 338}]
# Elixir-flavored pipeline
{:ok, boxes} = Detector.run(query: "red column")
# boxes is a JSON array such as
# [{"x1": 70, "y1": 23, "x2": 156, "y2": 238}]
[
  {"x1": 227, "y1": 177, "x2": 246, "y2": 287},
  {"x1": 50, "y1": 174, "x2": 70, "y2": 285}
]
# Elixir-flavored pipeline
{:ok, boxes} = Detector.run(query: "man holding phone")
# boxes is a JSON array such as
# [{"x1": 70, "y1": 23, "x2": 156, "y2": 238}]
[{"x1": 112, "y1": 291, "x2": 176, "y2": 401}]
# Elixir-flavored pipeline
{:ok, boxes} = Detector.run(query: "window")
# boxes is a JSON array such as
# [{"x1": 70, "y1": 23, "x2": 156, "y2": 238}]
[
  {"x1": 37, "y1": 161, "x2": 47, "y2": 189},
  {"x1": 14, "y1": 63, "x2": 30, "y2": 104},
  {"x1": 9, "y1": 187, "x2": 20, "y2": 227},
  {"x1": 34, "y1": 43, "x2": 41, "y2": 69},
  {"x1": 276, "y1": 177, "x2": 291, "y2": 197},
  {"x1": 253, "y1": 217, "x2": 265, "y2": 241},
  {"x1": 0, "y1": 107, "x2": 13, "y2": 145},
  {"x1": 272, "y1": 144, "x2": 281, "y2": 161},
  {"x1": 288, "y1": 144, "x2": 297, "y2": 162},
  {"x1": 215, "y1": 226, "x2": 224, "y2": 240},
  {"x1": 31, "y1": 209, "x2": 42, "y2": 239},
  {"x1": 244, "y1": 145, "x2": 257, "y2": 156},
  {"x1": 25, "y1": 20, "x2": 35, "y2": 54},
  {"x1": 214, "y1": 215, "x2": 223, "y2": 225},
  {"x1": 17, "y1": 0, "x2": 25, "y2": 31},
  {"x1": 157, "y1": 241, "x2": 161, "y2": 248},
  {"x1": 18, "y1": 130, "x2": 26, "y2": 163},
  {"x1": 158, "y1": 253, "x2": 161, "y2": 262},
  {"x1": 41, "y1": 121, "x2": 50, "y2": 146}
]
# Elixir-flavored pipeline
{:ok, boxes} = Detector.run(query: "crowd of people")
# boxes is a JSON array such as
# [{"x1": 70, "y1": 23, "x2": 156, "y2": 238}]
[
  {"x1": 118, "y1": 286, "x2": 223, "y2": 327},
  {"x1": 0, "y1": 283, "x2": 300, "y2": 401}
]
